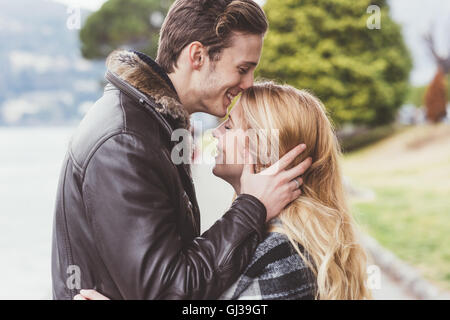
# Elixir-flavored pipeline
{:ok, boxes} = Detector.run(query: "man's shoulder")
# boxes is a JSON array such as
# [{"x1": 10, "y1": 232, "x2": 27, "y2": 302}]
[{"x1": 69, "y1": 88, "x2": 163, "y2": 170}]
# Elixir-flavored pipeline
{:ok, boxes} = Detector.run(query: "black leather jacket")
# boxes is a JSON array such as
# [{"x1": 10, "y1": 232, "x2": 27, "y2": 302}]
[{"x1": 51, "y1": 50, "x2": 267, "y2": 300}]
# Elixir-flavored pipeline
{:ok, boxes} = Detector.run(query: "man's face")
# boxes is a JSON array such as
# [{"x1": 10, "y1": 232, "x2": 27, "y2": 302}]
[{"x1": 193, "y1": 32, "x2": 263, "y2": 117}]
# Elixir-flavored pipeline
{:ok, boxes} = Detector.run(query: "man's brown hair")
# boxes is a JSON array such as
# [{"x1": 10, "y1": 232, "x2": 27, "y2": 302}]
[{"x1": 156, "y1": 0, "x2": 268, "y2": 74}]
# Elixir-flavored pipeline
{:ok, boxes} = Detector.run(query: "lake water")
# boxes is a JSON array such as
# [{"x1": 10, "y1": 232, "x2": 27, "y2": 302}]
[{"x1": 0, "y1": 126, "x2": 75, "y2": 299}]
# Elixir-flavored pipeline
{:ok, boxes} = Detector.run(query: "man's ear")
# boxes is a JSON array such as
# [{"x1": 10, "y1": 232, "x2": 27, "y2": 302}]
[{"x1": 188, "y1": 41, "x2": 206, "y2": 70}]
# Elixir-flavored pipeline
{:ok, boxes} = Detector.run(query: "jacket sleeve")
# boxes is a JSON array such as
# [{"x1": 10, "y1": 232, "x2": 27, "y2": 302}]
[{"x1": 82, "y1": 132, "x2": 267, "y2": 299}]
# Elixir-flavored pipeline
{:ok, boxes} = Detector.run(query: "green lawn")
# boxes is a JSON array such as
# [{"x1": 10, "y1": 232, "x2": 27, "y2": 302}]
[{"x1": 343, "y1": 124, "x2": 450, "y2": 290}]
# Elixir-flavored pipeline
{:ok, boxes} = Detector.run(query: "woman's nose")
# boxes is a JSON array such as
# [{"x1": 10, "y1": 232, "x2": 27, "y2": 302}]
[{"x1": 212, "y1": 127, "x2": 220, "y2": 139}]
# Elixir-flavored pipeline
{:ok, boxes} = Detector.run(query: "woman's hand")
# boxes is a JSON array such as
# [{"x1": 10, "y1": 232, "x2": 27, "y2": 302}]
[{"x1": 73, "y1": 289, "x2": 110, "y2": 300}]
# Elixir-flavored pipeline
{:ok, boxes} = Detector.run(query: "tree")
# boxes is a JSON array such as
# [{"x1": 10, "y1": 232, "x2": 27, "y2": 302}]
[
  {"x1": 424, "y1": 69, "x2": 447, "y2": 123},
  {"x1": 423, "y1": 32, "x2": 450, "y2": 123},
  {"x1": 257, "y1": 0, "x2": 412, "y2": 127},
  {"x1": 79, "y1": 0, "x2": 173, "y2": 60}
]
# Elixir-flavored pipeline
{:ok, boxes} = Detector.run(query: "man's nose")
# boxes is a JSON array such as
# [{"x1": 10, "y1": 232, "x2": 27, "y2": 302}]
[{"x1": 240, "y1": 72, "x2": 255, "y2": 90}]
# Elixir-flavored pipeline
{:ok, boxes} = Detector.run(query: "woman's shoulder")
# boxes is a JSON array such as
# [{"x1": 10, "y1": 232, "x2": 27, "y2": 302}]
[
  {"x1": 249, "y1": 232, "x2": 311, "y2": 277},
  {"x1": 225, "y1": 231, "x2": 317, "y2": 300}
]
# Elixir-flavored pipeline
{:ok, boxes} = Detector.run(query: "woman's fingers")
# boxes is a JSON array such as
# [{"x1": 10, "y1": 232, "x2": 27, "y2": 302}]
[
  {"x1": 73, "y1": 294, "x2": 87, "y2": 300},
  {"x1": 79, "y1": 289, "x2": 110, "y2": 300}
]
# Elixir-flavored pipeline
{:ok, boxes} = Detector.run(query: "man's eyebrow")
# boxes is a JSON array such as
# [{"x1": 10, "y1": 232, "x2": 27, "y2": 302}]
[{"x1": 240, "y1": 61, "x2": 258, "y2": 67}]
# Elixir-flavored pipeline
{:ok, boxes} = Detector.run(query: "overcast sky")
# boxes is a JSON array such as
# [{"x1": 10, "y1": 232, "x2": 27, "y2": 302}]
[
  {"x1": 50, "y1": 0, "x2": 266, "y2": 11},
  {"x1": 50, "y1": 0, "x2": 450, "y2": 86}
]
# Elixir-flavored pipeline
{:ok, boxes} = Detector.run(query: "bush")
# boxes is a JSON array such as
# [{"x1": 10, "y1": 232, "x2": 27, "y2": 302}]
[
  {"x1": 337, "y1": 124, "x2": 399, "y2": 153},
  {"x1": 257, "y1": 0, "x2": 412, "y2": 128},
  {"x1": 79, "y1": 0, "x2": 171, "y2": 60}
]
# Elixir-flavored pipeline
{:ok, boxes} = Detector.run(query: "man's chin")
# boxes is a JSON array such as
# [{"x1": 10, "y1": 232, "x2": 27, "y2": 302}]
[
  {"x1": 215, "y1": 106, "x2": 228, "y2": 118},
  {"x1": 211, "y1": 164, "x2": 219, "y2": 177},
  {"x1": 203, "y1": 107, "x2": 227, "y2": 118},
  {"x1": 214, "y1": 101, "x2": 230, "y2": 118}
]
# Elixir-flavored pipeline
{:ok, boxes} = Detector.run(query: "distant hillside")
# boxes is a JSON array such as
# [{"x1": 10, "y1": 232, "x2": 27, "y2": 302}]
[{"x1": 0, "y1": 0, "x2": 105, "y2": 125}]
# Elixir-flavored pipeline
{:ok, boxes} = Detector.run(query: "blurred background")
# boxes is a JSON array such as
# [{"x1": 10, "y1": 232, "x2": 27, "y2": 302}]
[{"x1": 0, "y1": 0, "x2": 449, "y2": 299}]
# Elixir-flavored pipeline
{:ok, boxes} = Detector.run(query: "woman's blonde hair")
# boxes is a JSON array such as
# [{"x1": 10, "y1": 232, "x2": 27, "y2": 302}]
[{"x1": 239, "y1": 81, "x2": 372, "y2": 300}]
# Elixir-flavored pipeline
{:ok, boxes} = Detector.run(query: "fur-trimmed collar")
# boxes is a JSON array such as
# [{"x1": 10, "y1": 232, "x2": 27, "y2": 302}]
[{"x1": 106, "y1": 50, "x2": 190, "y2": 130}]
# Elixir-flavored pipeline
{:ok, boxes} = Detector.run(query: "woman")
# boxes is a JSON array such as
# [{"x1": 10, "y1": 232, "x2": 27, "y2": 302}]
[{"x1": 76, "y1": 81, "x2": 372, "y2": 300}]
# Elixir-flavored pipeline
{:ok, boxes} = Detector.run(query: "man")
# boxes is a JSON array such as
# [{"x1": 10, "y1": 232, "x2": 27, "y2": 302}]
[{"x1": 52, "y1": 0, "x2": 310, "y2": 300}]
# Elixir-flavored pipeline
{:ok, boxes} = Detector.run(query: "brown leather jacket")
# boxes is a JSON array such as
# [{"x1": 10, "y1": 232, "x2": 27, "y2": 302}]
[{"x1": 51, "y1": 50, "x2": 267, "y2": 300}]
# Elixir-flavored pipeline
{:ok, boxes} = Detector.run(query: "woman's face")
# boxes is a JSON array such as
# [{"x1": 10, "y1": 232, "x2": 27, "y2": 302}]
[{"x1": 212, "y1": 100, "x2": 248, "y2": 186}]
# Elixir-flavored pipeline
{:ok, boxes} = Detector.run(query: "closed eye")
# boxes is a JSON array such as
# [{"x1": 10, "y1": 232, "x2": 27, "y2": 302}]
[
  {"x1": 224, "y1": 118, "x2": 232, "y2": 130},
  {"x1": 238, "y1": 68, "x2": 249, "y2": 75}
]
